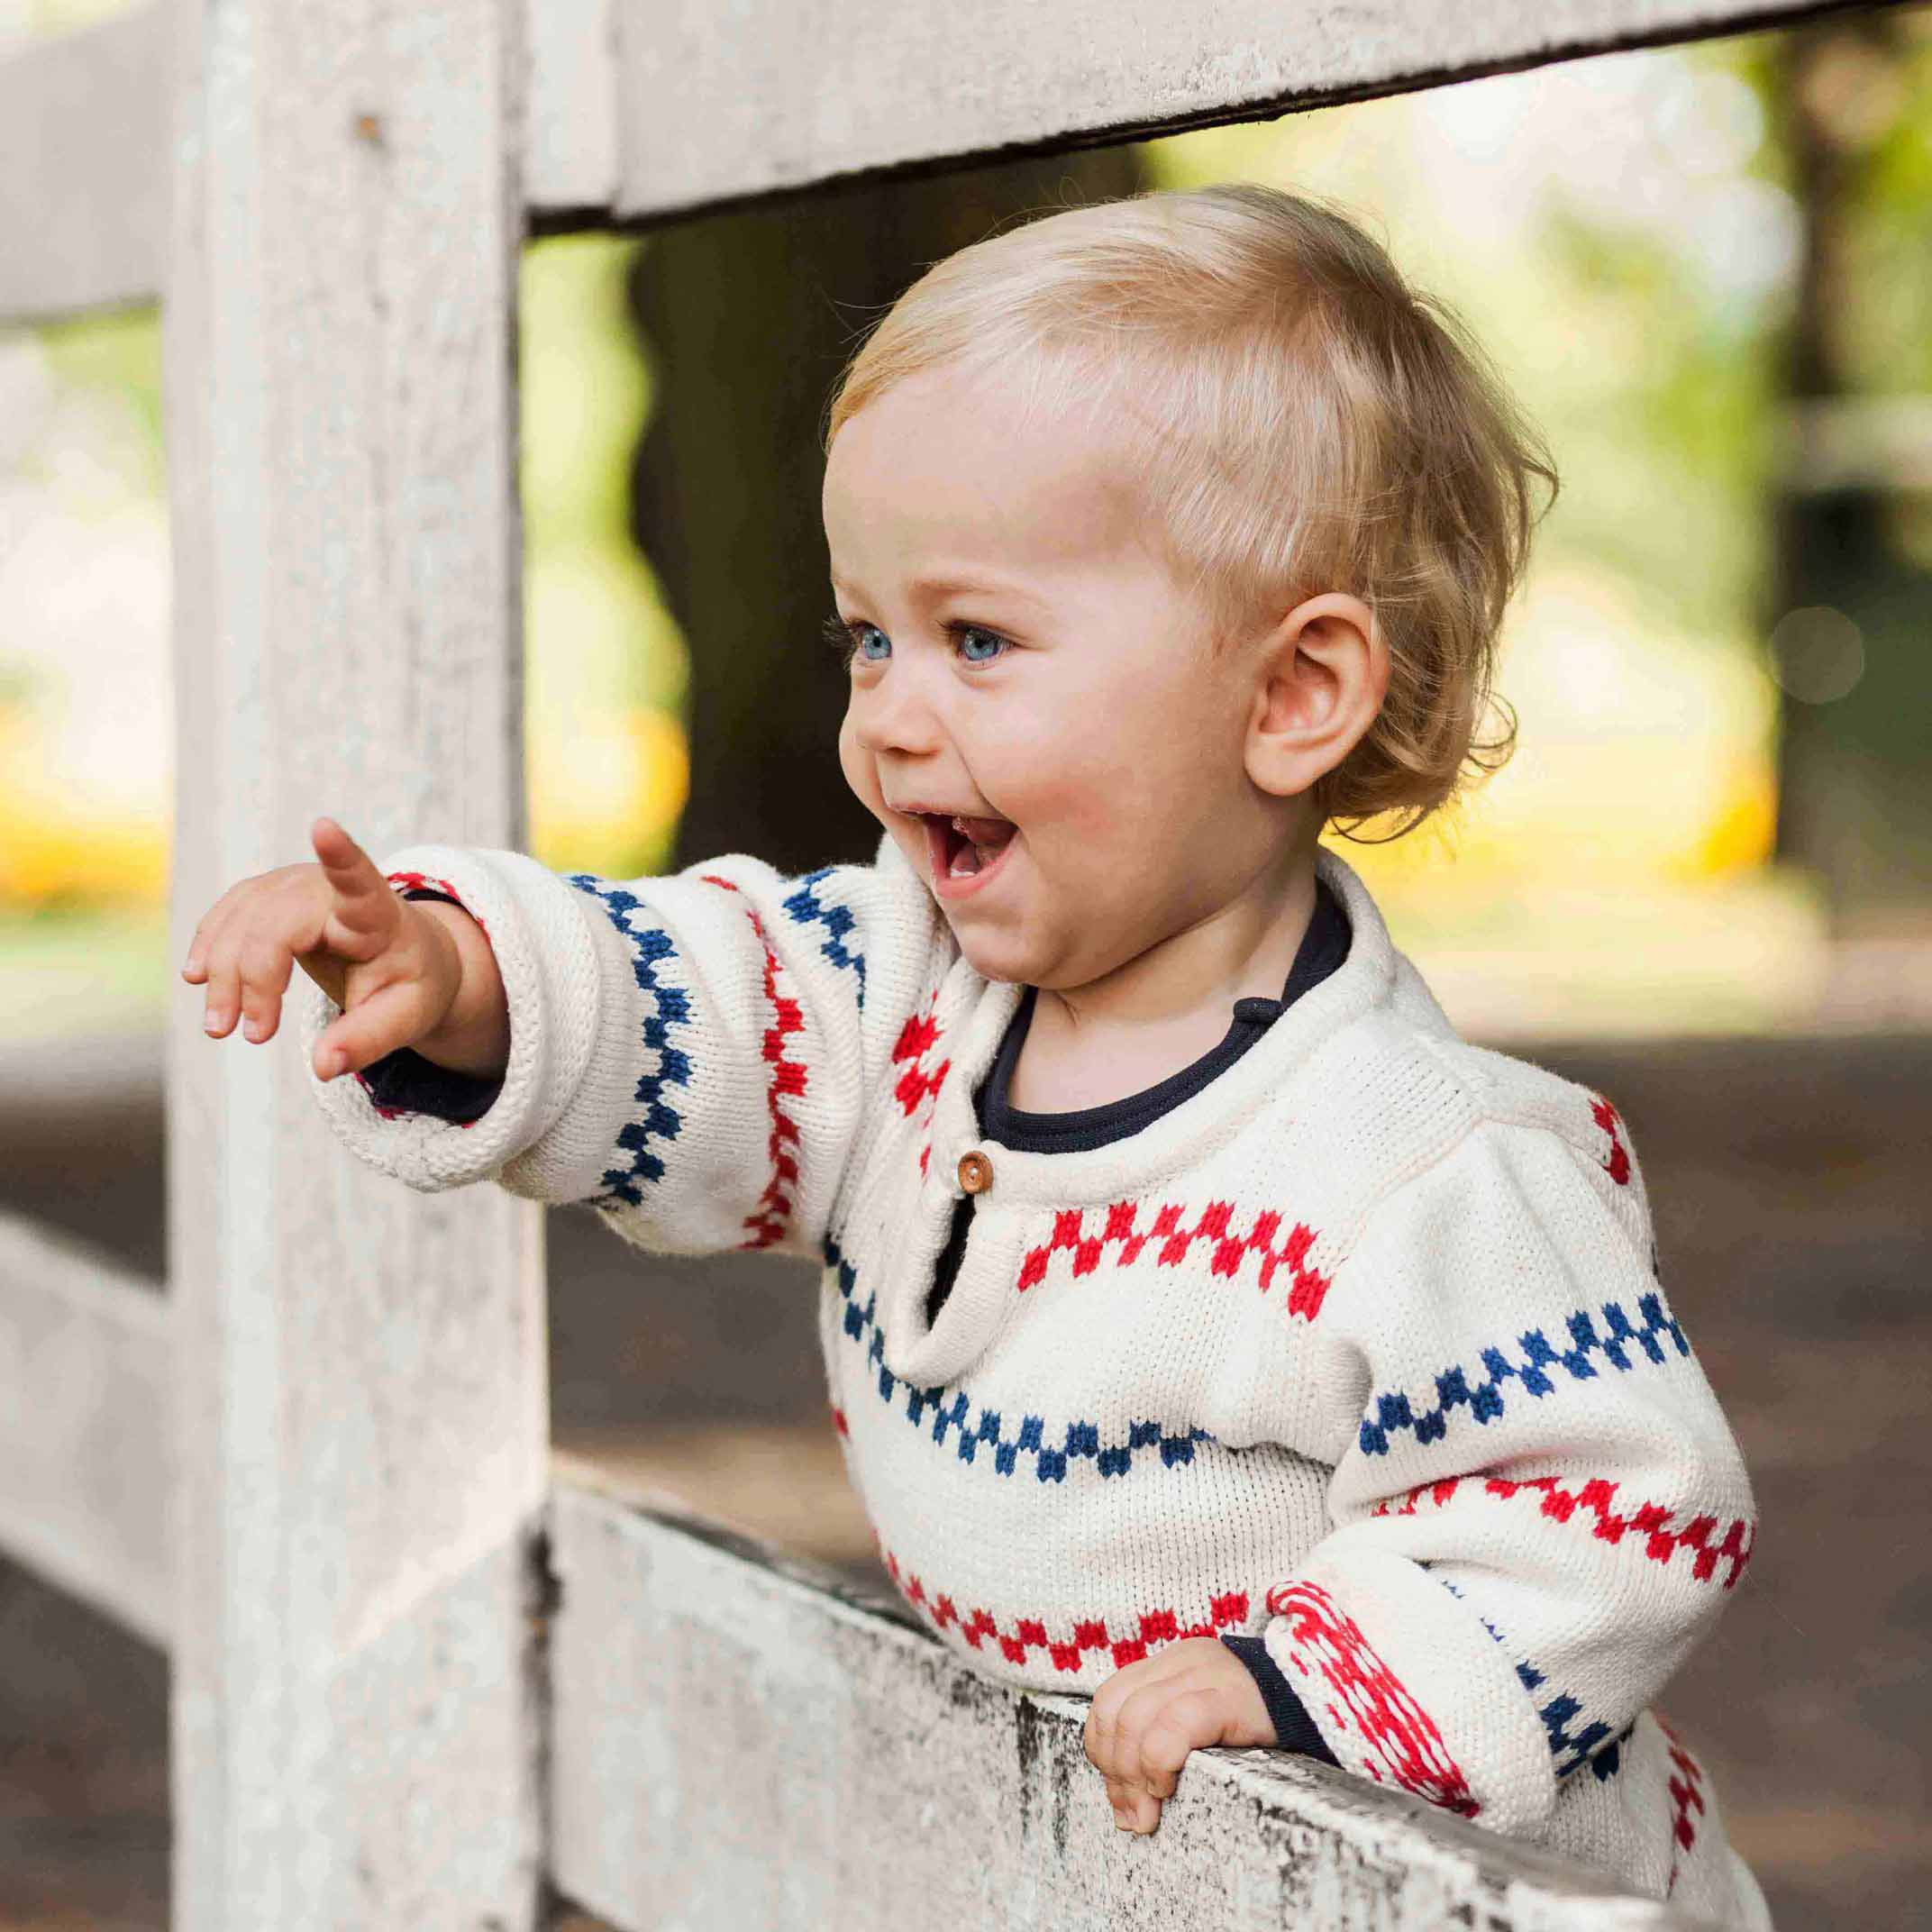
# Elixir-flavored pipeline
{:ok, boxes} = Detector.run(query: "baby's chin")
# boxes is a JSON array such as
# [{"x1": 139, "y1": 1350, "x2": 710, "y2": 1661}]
[
  {"x1": 943, "y1": 908, "x2": 1085, "y2": 990},
  {"x1": 930, "y1": 900, "x2": 1025, "y2": 982}
]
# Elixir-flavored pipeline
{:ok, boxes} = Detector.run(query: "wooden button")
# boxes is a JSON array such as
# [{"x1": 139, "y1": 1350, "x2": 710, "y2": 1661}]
[{"x1": 956, "y1": 1150, "x2": 994, "y2": 1196}]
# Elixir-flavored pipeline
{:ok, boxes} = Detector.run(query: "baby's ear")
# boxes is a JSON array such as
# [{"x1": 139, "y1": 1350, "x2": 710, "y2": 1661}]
[{"x1": 1244, "y1": 593, "x2": 1387, "y2": 799}]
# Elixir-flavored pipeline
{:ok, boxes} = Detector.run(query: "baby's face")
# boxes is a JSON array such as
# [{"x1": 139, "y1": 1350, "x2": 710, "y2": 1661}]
[{"x1": 824, "y1": 363, "x2": 1285, "y2": 992}]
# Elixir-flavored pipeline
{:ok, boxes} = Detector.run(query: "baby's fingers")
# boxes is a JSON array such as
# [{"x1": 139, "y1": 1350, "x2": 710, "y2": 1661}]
[
  {"x1": 1104, "y1": 1775, "x2": 1160, "y2": 1834},
  {"x1": 194, "y1": 926, "x2": 287, "y2": 1041},
  {"x1": 198, "y1": 952, "x2": 240, "y2": 1036},
  {"x1": 310, "y1": 816, "x2": 398, "y2": 953},
  {"x1": 1130, "y1": 1687, "x2": 1228, "y2": 1800},
  {"x1": 312, "y1": 978, "x2": 438, "y2": 1081},
  {"x1": 235, "y1": 938, "x2": 296, "y2": 1043},
  {"x1": 182, "y1": 883, "x2": 249, "y2": 985},
  {"x1": 194, "y1": 916, "x2": 248, "y2": 1036}
]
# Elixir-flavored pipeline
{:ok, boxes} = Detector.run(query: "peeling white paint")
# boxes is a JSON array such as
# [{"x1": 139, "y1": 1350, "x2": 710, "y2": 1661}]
[
  {"x1": 550, "y1": 1461, "x2": 1702, "y2": 1932},
  {"x1": 0, "y1": 1213, "x2": 172, "y2": 1648},
  {"x1": 162, "y1": 3, "x2": 545, "y2": 1927},
  {"x1": 0, "y1": 0, "x2": 1884, "y2": 322}
]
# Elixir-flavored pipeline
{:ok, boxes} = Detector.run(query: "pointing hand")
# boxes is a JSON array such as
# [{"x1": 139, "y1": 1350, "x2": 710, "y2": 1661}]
[{"x1": 180, "y1": 816, "x2": 481, "y2": 1081}]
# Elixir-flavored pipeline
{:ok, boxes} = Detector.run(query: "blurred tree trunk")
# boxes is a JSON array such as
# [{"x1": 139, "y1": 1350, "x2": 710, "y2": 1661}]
[
  {"x1": 629, "y1": 149, "x2": 1147, "y2": 874},
  {"x1": 1769, "y1": 18, "x2": 1932, "y2": 926}
]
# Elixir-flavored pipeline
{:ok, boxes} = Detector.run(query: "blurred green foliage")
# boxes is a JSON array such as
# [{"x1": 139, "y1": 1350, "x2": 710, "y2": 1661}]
[{"x1": 35, "y1": 307, "x2": 163, "y2": 471}]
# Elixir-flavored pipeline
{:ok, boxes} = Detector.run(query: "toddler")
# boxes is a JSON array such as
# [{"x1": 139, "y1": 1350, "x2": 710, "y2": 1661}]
[{"x1": 182, "y1": 185, "x2": 1768, "y2": 1925}]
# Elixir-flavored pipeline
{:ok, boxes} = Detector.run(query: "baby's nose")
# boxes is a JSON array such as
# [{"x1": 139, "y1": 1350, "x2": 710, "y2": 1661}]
[{"x1": 848, "y1": 670, "x2": 945, "y2": 758}]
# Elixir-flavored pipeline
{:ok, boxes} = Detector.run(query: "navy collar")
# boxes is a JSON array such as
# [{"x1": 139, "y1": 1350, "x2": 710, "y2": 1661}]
[{"x1": 976, "y1": 877, "x2": 1352, "y2": 1156}]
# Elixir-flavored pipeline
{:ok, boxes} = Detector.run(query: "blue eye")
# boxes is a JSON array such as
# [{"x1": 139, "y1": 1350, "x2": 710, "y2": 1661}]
[
  {"x1": 953, "y1": 624, "x2": 1008, "y2": 664},
  {"x1": 825, "y1": 614, "x2": 890, "y2": 665},
  {"x1": 822, "y1": 611, "x2": 1008, "y2": 669}
]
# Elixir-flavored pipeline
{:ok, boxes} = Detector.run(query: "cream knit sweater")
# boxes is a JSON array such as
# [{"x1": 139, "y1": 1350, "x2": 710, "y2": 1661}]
[{"x1": 301, "y1": 839, "x2": 1769, "y2": 1927}]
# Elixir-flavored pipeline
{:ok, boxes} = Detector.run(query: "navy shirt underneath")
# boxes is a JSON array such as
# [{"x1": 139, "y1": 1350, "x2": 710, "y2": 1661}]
[{"x1": 356, "y1": 891, "x2": 506, "y2": 1124}]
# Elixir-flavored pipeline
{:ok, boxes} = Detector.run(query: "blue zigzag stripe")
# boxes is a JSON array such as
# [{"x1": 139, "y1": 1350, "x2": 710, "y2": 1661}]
[
  {"x1": 782, "y1": 870, "x2": 866, "y2": 1007},
  {"x1": 1534, "y1": 1681, "x2": 1636, "y2": 1782},
  {"x1": 1436, "y1": 1576, "x2": 1632, "y2": 1782},
  {"x1": 567, "y1": 877, "x2": 691, "y2": 1204},
  {"x1": 825, "y1": 1235, "x2": 1212, "y2": 1481},
  {"x1": 1359, "y1": 1293, "x2": 1690, "y2": 1457}
]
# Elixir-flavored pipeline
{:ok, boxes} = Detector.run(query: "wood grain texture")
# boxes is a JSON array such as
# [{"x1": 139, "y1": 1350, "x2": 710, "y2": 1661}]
[
  {"x1": 548, "y1": 1455, "x2": 1694, "y2": 1932},
  {"x1": 0, "y1": 1214, "x2": 171, "y2": 1650},
  {"x1": 606, "y1": 0, "x2": 1887, "y2": 221},
  {"x1": 0, "y1": 0, "x2": 1895, "y2": 324},
  {"x1": 0, "y1": 1, "x2": 169, "y2": 321},
  {"x1": 162, "y1": 3, "x2": 546, "y2": 1927}
]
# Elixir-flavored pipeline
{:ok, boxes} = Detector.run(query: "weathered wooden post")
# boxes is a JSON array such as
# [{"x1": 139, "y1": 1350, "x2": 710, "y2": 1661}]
[{"x1": 163, "y1": 4, "x2": 548, "y2": 1925}]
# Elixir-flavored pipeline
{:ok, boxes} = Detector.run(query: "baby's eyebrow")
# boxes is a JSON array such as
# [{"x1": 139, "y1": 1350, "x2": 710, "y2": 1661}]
[{"x1": 831, "y1": 570, "x2": 1052, "y2": 612}]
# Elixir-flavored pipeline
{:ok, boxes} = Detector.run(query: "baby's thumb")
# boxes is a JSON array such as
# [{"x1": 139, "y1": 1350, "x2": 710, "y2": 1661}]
[{"x1": 313, "y1": 979, "x2": 436, "y2": 1082}]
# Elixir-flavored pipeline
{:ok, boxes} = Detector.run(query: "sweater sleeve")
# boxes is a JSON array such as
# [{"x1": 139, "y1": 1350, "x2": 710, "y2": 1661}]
[
  {"x1": 295, "y1": 835, "x2": 949, "y2": 1260},
  {"x1": 1253, "y1": 1113, "x2": 1755, "y2": 1838},
  {"x1": 1217, "y1": 1635, "x2": 1341, "y2": 1766},
  {"x1": 351, "y1": 889, "x2": 506, "y2": 1125}
]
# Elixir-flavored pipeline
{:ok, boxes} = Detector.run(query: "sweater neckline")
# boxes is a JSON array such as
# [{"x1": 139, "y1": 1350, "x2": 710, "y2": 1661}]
[
  {"x1": 926, "y1": 846, "x2": 1408, "y2": 1212},
  {"x1": 878, "y1": 848, "x2": 1422, "y2": 1387},
  {"x1": 977, "y1": 876, "x2": 1351, "y2": 1154}
]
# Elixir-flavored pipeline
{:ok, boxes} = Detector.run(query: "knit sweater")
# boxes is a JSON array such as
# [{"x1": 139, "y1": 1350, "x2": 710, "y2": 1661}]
[
  {"x1": 299, "y1": 839, "x2": 1769, "y2": 1927},
  {"x1": 361, "y1": 876, "x2": 1353, "y2": 1762}
]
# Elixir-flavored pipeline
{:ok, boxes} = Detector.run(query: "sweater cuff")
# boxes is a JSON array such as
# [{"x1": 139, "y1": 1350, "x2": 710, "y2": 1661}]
[
  {"x1": 1220, "y1": 1634, "x2": 1340, "y2": 1766},
  {"x1": 356, "y1": 1047, "x2": 505, "y2": 1125},
  {"x1": 347, "y1": 889, "x2": 506, "y2": 1124}
]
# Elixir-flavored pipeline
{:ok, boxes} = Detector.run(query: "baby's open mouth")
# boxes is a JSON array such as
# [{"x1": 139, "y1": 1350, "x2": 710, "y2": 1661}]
[{"x1": 921, "y1": 812, "x2": 1016, "y2": 881}]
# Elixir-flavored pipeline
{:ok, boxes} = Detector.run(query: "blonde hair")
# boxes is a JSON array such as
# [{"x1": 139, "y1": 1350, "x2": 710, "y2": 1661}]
[{"x1": 822, "y1": 184, "x2": 1555, "y2": 837}]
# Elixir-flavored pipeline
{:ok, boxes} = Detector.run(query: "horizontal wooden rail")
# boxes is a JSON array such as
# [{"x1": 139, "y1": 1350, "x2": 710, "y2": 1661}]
[
  {"x1": 0, "y1": 2, "x2": 170, "y2": 321},
  {"x1": 0, "y1": 1211, "x2": 172, "y2": 1648},
  {"x1": 0, "y1": 1278, "x2": 1709, "y2": 1930},
  {"x1": 0, "y1": 0, "x2": 1893, "y2": 323},
  {"x1": 593, "y1": 0, "x2": 1884, "y2": 226},
  {"x1": 546, "y1": 1453, "x2": 1695, "y2": 1932}
]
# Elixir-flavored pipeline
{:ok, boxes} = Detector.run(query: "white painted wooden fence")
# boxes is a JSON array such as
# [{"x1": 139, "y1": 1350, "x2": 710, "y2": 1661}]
[{"x1": 0, "y1": 2, "x2": 1880, "y2": 1925}]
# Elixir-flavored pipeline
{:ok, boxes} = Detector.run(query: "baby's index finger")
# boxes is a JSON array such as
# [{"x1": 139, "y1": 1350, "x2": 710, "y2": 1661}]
[
  {"x1": 310, "y1": 816, "x2": 399, "y2": 933},
  {"x1": 311, "y1": 816, "x2": 386, "y2": 890}
]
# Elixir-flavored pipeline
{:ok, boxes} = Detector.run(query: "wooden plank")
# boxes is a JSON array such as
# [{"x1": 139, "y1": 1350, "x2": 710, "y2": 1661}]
[
  {"x1": 163, "y1": 4, "x2": 547, "y2": 1927},
  {"x1": 0, "y1": 0, "x2": 1894, "y2": 320},
  {"x1": 0, "y1": 1, "x2": 170, "y2": 321},
  {"x1": 605, "y1": 0, "x2": 1888, "y2": 221},
  {"x1": 0, "y1": 0, "x2": 623, "y2": 324},
  {"x1": 548, "y1": 1454, "x2": 1694, "y2": 1932},
  {"x1": 527, "y1": 0, "x2": 620, "y2": 217},
  {"x1": 0, "y1": 1212, "x2": 172, "y2": 1651}
]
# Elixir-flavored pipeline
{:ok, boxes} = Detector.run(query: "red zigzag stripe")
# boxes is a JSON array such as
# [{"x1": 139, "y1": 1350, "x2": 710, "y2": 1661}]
[
  {"x1": 1657, "y1": 1716, "x2": 1706, "y2": 1896},
  {"x1": 1264, "y1": 1581, "x2": 1479, "y2": 1818},
  {"x1": 1018, "y1": 1198, "x2": 1330, "y2": 1320},
  {"x1": 702, "y1": 877, "x2": 807, "y2": 1249},
  {"x1": 1372, "y1": 1474, "x2": 1755, "y2": 1590},
  {"x1": 880, "y1": 1544, "x2": 1247, "y2": 1675},
  {"x1": 890, "y1": 996, "x2": 949, "y2": 1177},
  {"x1": 386, "y1": 870, "x2": 489, "y2": 939},
  {"x1": 1590, "y1": 1095, "x2": 1632, "y2": 1187}
]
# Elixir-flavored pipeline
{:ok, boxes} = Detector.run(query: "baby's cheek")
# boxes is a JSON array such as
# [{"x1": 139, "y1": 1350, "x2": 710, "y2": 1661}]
[
  {"x1": 837, "y1": 715, "x2": 889, "y2": 825},
  {"x1": 1017, "y1": 759, "x2": 1148, "y2": 873},
  {"x1": 996, "y1": 735, "x2": 1108, "y2": 831}
]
